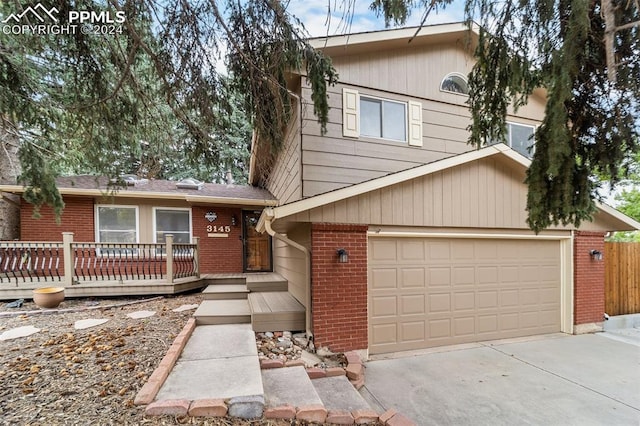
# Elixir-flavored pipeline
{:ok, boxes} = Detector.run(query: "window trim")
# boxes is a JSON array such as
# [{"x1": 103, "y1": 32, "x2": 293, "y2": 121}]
[
  {"x1": 94, "y1": 204, "x2": 140, "y2": 244},
  {"x1": 152, "y1": 207, "x2": 193, "y2": 244},
  {"x1": 359, "y1": 94, "x2": 408, "y2": 143},
  {"x1": 440, "y1": 72, "x2": 470, "y2": 96}
]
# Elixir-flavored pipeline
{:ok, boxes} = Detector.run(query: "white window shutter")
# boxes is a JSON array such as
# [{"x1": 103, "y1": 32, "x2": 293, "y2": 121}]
[
  {"x1": 408, "y1": 101, "x2": 423, "y2": 147},
  {"x1": 342, "y1": 88, "x2": 359, "y2": 138}
]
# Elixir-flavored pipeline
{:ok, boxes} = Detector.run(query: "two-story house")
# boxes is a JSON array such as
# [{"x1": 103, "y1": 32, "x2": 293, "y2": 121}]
[{"x1": 248, "y1": 23, "x2": 639, "y2": 356}]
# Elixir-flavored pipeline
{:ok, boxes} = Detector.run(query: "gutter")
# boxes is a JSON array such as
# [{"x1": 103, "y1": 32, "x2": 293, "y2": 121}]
[{"x1": 259, "y1": 208, "x2": 313, "y2": 340}]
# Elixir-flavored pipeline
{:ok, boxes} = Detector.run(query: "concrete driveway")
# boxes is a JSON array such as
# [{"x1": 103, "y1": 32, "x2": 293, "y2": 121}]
[{"x1": 361, "y1": 333, "x2": 640, "y2": 425}]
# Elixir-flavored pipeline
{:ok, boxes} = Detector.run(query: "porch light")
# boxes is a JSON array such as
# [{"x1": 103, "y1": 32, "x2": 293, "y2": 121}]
[
  {"x1": 589, "y1": 250, "x2": 603, "y2": 261},
  {"x1": 337, "y1": 248, "x2": 349, "y2": 263}
]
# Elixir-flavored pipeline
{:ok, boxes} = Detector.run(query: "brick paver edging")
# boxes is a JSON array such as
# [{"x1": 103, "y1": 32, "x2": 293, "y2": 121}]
[{"x1": 134, "y1": 318, "x2": 196, "y2": 405}]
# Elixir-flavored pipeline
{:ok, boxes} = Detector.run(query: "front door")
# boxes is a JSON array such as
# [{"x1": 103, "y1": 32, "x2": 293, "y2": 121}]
[{"x1": 243, "y1": 211, "x2": 272, "y2": 272}]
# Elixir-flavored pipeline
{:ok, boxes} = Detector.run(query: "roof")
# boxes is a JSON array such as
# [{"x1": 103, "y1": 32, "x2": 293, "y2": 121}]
[
  {"x1": 0, "y1": 175, "x2": 278, "y2": 207},
  {"x1": 257, "y1": 145, "x2": 640, "y2": 232}
]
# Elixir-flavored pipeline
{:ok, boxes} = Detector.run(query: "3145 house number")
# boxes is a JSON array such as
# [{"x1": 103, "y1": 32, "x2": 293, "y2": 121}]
[{"x1": 207, "y1": 225, "x2": 231, "y2": 233}]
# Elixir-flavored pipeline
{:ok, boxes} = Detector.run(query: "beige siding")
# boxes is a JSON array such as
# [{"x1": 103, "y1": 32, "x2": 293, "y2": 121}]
[
  {"x1": 265, "y1": 93, "x2": 303, "y2": 204},
  {"x1": 298, "y1": 41, "x2": 546, "y2": 198},
  {"x1": 272, "y1": 223, "x2": 310, "y2": 307},
  {"x1": 293, "y1": 157, "x2": 534, "y2": 229}
]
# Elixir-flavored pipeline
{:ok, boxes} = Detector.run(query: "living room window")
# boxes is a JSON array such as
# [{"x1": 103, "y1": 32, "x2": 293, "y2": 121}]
[
  {"x1": 342, "y1": 88, "x2": 423, "y2": 146},
  {"x1": 153, "y1": 208, "x2": 192, "y2": 244},
  {"x1": 95, "y1": 205, "x2": 139, "y2": 244}
]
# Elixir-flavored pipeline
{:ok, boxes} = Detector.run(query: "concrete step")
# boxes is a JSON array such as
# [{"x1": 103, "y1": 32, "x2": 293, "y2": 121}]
[
  {"x1": 312, "y1": 375, "x2": 372, "y2": 412},
  {"x1": 201, "y1": 273, "x2": 247, "y2": 286},
  {"x1": 248, "y1": 291, "x2": 305, "y2": 332},
  {"x1": 202, "y1": 284, "x2": 250, "y2": 300},
  {"x1": 246, "y1": 273, "x2": 288, "y2": 292},
  {"x1": 155, "y1": 324, "x2": 264, "y2": 418},
  {"x1": 262, "y1": 366, "x2": 323, "y2": 408},
  {"x1": 194, "y1": 300, "x2": 251, "y2": 325}
]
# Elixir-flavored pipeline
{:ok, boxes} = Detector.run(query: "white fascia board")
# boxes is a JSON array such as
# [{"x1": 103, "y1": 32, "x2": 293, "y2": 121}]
[{"x1": 596, "y1": 202, "x2": 640, "y2": 230}]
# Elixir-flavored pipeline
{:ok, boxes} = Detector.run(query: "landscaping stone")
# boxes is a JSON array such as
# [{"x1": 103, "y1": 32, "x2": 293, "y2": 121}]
[
  {"x1": 261, "y1": 359, "x2": 284, "y2": 369},
  {"x1": 385, "y1": 413, "x2": 417, "y2": 426},
  {"x1": 188, "y1": 399, "x2": 227, "y2": 417},
  {"x1": 144, "y1": 399, "x2": 190, "y2": 416},
  {"x1": 326, "y1": 367, "x2": 347, "y2": 377},
  {"x1": 74, "y1": 318, "x2": 109, "y2": 330},
  {"x1": 301, "y1": 350, "x2": 322, "y2": 367},
  {"x1": 379, "y1": 408, "x2": 398, "y2": 424},
  {"x1": 285, "y1": 359, "x2": 306, "y2": 368},
  {"x1": 317, "y1": 346, "x2": 335, "y2": 357},
  {"x1": 345, "y1": 351, "x2": 362, "y2": 365},
  {"x1": 0, "y1": 325, "x2": 40, "y2": 341},
  {"x1": 307, "y1": 367, "x2": 327, "y2": 379},
  {"x1": 227, "y1": 395, "x2": 264, "y2": 419},
  {"x1": 350, "y1": 376, "x2": 365, "y2": 390},
  {"x1": 126, "y1": 310, "x2": 156, "y2": 319},
  {"x1": 346, "y1": 363, "x2": 364, "y2": 380},
  {"x1": 172, "y1": 304, "x2": 199, "y2": 312},
  {"x1": 353, "y1": 408, "x2": 379, "y2": 424}
]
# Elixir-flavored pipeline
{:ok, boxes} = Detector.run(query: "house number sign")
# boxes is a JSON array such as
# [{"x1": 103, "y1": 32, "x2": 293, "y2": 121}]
[{"x1": 207, "y1": 225, "x2": 231, "y2": 233}]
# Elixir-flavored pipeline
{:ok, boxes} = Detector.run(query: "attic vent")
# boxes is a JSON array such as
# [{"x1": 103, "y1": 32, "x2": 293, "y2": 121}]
[{"x1": 176, "y1": 178, "x2": 204, "y2": 190}]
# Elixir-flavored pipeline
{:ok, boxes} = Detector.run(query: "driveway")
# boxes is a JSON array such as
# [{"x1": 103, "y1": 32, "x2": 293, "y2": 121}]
[{"x1": 361, "y1": 333, "x2": 640, "y2": 425}]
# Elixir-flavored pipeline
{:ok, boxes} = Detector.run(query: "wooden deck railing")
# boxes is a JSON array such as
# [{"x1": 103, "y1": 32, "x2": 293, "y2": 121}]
[
  {"x1": 0, "y1": 233, "x2": 199, "y2": 285},
  {"x1": 605, "y1": 242, "x2": 640, "y2": 316}
]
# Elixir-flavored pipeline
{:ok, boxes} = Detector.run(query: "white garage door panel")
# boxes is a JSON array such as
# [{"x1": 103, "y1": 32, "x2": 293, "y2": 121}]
[{"x1": 369, "y1": 238, "x2": 562, "y2": 354}]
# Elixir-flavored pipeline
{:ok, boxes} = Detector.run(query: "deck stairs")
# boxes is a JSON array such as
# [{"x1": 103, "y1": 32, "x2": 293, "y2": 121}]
[{"x1": 194, "y1": 273, "x2": 305, "y2": 332}]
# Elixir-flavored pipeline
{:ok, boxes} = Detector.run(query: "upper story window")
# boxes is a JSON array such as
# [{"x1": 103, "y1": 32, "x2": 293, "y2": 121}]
[
  {"x1": 360, "y1": 96, "x2": 407, "y2": 142},
  {"x1": 488, "y1": 122, "x2": 536, "y2": 158},
  {"x1": 342, "y1": 88, "x2": 423, "y2": 147},
  {"x1": 440, "y1": 73, "x2": 469, "y2": 95},
  {"x1": 95, "y1": 205, "x2": 139, "y2": 244},
  {"x1": 154, "y1": 207, "x2": 192, "y2": 244}
]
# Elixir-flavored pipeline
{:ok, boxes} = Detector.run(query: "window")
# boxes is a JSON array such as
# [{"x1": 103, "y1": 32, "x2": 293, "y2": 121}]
[
  {"x1": 440, "y1": 73, "x2": 469, "y2": 95},
  {"x1": 488, "y1": 122, "x2": 536, "y2": 158},
  {"x1": 342, "y1": 88, "x2": 423, "y2": 146},
  {"x1": 95, "y1": 206, "x2": 138, "y2": 243},
  {"x1": 154, "y1": 208, "x2": 191, "y2": 244},
  {"x1": 360, "y1": 97, "x2": 407, "y2": 141}
]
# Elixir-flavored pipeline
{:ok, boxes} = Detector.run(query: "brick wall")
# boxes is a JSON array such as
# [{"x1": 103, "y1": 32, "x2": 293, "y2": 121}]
[
  {"x1": 20, "y1": 196, "x2": 95, "y2": 241},
  {"x1": 311, "y1": 223, "x2": 368, "y2": 352},
  {"x1": 574, "y1": 231, "x2": 606, "y2": 325},
  {"x1": 192, "y1": 206, "x2": 244, "y2": 274}
]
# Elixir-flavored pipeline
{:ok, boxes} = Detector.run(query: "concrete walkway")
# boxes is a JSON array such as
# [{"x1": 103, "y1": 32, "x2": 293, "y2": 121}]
[{"x1": 361, "y1": 333, "x2": 640, "y2": 425}]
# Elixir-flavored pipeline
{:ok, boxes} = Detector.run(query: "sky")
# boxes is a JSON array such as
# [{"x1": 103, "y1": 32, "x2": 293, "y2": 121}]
[{"x1": 284, "y1": 0, "x2": 466, "y2": 37}]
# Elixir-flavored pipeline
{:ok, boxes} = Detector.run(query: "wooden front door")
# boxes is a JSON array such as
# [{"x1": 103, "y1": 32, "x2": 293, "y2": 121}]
[{"x1": 243, "y1": 211, "x2": 272, "y2": 272}]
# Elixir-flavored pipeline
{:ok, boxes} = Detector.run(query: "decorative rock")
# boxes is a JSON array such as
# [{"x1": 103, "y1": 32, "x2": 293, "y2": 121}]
[
  {"x1": 172, "y1": 304, "x2": 199, "y2": 312},
  {"x1": 0, "y1": 325, "x2": 41, "y2": 341},
  {"x1": 285, "y1": 359, "x2": 306, "y2": 368},
  {"x1": 264, "y1": 405, "x2": 296, "y2": 420},
  {"x1": 261, "y1": 359, "x2": 285, "y2": 369},
  {"x1": 346, "y1": 363, "x2": 364, "y2": 380},
  {"x1": 276, "y1": 339, "x2": 292, "y2": 348},
  {"x1": 296, "y1": 404, "x2": 327, "y2": 424},
  {"x1": 227, "y1": 395, "x2": 264, "y2": 419},
  {"x1": 283, "y1": 331, "x2": 292, "y2": 339},
  {"x1": 386, "y1": 412, "x2": 417, "y2": 426},
  {"x1": 188, "y1": 399, "x2": 227, "y2": 417},
  {"x1": 265, "y1": 331, "x2": 274, "y2": 338},
  {"x1": 301, "y1": 350, "x2": 322, "y2": 367},
  {"x1": 317, "y1": 346, "x2": 335, "y2": 357},
  {"x1": 353, "y1": 408, "x2": 379, "y2": 424},
  {"x1": 74, "y1": 318, "x2": 109, "y2": 330},
  {"x1": 144, "y1": 399, "x2": 190, "y2": 416},
  {"x1": 326, "y1": 367, "x2": 347, "y2": 377},
  {"x1": 306, "y1": 367, "x2": 327, "y2": 379},
  {"x1": 294, "y1": 337, "x2": 308, "y2": 346},
  {"x1": 127, "y1": 310, "x2": 156, "y2": 319},
  {"x1": 379, "y1": 408, "x2": 398, "y2": 424}
]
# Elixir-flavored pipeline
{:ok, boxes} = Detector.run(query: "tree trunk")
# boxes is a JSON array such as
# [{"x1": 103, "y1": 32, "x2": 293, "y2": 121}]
[{"x1": 0, "y1": 119, "x2": 20, "y2": 240}]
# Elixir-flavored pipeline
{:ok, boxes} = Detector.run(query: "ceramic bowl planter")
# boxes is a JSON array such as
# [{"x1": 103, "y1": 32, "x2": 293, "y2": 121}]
[{"x1": 33, "y1": 287, "x2": 65, "y2": 309}]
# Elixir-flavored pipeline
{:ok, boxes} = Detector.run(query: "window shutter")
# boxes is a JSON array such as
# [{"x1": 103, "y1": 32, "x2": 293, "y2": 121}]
[
  {"x1": 342, "y1": 88, "x2": 359, "y2": 138},
  {"x1": 408, "y1": 101, "x2": 423, "y2": 146}
]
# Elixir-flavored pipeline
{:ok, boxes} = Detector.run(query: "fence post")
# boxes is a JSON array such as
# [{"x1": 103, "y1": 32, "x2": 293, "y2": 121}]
[
  {"x1": 193, "y1": 236, "x2": 200, "y2": 278},
  {"x1": 166, "y1": 234, "x2": 174, "y2": 284},
  {"x1": 62, "y1": 232, "x2": 74, "y2": 286}
]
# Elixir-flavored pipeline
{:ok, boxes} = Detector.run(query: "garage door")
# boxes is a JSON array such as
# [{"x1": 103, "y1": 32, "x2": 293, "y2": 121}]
[{"x1": 369, "y1": 237, "x2": 562, "y2": 354}]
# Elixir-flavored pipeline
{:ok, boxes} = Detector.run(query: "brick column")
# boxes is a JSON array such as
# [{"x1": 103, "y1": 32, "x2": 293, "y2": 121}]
[
  {"x1": 311, "y1": 224, "x2": 368, "y2": 352},
  {"x1": 573, "y1": 231, "x2": 606, "y2": 329}
]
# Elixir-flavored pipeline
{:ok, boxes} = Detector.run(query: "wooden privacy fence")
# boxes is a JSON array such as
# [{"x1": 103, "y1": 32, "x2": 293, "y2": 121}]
[{"x1": 605, "y1": 242, "x2": 640, "y2": 316}]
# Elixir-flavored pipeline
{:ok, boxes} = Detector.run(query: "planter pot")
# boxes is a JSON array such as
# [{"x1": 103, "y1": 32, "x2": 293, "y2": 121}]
[{"x1": 33, "y1": 287, "x2": 65, "y2": 309}]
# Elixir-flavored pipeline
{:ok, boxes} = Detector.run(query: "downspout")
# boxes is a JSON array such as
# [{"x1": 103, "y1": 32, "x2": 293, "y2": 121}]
[{"x1": 261, "y1": 209, "x2": 313, "y2": 340}]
